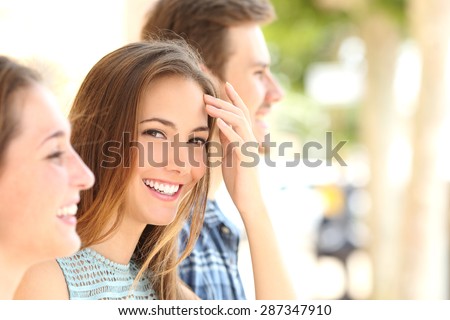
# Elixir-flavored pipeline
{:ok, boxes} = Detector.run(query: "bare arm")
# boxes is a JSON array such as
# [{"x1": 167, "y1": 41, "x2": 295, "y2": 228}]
[
  {"x1": 204, "y1": 83, "x2": 296, "y2": 300},
  {"x1": 239, "y1": 198, "x2": 296, "y2": 299},
  {"x1": 13, "y1": 260, "x2": 69, "y2": 300}
]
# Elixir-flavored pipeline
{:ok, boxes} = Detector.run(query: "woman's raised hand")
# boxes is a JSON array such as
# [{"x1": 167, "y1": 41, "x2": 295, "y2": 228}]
[
  {"x1": 204, "y1": 83, "x2": 297, "y2": 299},
  {"x1": 204, "y1": 82, "x2": 263, "y2": 215}
]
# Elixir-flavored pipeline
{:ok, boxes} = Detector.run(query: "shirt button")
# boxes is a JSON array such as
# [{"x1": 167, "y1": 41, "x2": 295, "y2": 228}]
[{"x1": 221, "y1": 226, "x2": 230, "y2": 235}]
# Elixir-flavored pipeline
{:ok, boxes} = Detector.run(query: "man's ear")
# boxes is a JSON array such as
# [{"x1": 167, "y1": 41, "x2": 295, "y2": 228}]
[
  {"x1": 200, "y1": 63, "x2": 226, "y2": 98},
  {"x1": 199, "y1": 63, "x2": 210, "y2": 75},
  {"x1": 200, "y1": 63, "x2": 219, "y2": 84}
]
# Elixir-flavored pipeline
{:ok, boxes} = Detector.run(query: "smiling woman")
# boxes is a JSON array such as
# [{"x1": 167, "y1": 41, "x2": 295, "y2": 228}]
[
  {"x1": 0, "y1": 56, "x2": 95, "y2": 299},
  {"x1": 127, "y1": 75, "x2": 210, "y2": 227}
]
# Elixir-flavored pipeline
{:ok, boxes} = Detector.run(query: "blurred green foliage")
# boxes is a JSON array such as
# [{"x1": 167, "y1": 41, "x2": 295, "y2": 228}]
[
  {"x1": 264, "y1": 0, "x2": 354, "y2": 142},
  {"x1": 264, "y1": 0, "x2": 407, "y2": 90},
  {"x1": 372, "y1": 0, "x2": 407, "y2": 27},
  {"x1": 264, "y1": 0, "x2": 406, "y2": 145},
  {"x1": 264, "y1": 0, "x2": 352, "y2": 91}
]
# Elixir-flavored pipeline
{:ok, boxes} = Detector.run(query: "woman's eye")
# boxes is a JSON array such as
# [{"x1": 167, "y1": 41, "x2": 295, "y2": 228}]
[
  {"x1": 188, "y1": 137, "x2": 207, "y2": 146},
  {"x1": 46, "y1": 151, "x2": 65, "y2": 164},
  {"x1": 143, "y1": 129, "x2": 165, "y2": 139}
]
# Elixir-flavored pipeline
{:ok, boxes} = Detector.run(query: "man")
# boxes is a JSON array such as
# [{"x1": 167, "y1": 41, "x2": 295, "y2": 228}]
[{"x1": 141, "y1": 0, "x2": 287, "y2": 300}]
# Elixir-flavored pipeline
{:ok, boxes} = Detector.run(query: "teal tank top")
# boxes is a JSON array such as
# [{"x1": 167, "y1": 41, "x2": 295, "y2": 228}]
[{"x1": 56, "y1": 248, "x2": 157, "y2": 300}]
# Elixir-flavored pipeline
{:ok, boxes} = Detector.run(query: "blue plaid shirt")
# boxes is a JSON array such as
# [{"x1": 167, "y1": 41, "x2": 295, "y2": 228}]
[{"x1": 179, "y1": 200, "x2": 246, "y2": 300}]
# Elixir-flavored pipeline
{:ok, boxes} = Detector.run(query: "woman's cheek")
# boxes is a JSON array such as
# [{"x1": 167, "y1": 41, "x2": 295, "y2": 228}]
[{"x1": 191, "y1": 147, "x2": 207, "y2": 181}]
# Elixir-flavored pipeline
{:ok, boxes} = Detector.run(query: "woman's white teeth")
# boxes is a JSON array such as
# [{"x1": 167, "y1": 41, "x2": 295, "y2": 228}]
[
  {"x1": 144, "y1": 179, "x2": 179, "y2": 195},
  {"x1": 57, "y1": 204, "x2": 78, "y2": 217}
]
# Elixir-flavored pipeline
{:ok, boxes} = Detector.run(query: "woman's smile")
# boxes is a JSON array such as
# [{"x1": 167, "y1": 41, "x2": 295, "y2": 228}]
[{"x1": 143, "y1": 178, "x2": 183, "y2": 201}]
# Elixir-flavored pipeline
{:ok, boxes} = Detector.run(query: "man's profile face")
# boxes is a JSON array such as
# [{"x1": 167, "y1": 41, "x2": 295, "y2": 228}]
[{"x1": 223, "y1": 24, "x2": 284, "y2": 143}]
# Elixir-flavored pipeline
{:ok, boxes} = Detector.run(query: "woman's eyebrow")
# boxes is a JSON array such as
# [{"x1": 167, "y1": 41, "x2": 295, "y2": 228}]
[
  {"x1": 139, "y1": 118, "x2": 176, "y2": 129},
  {"x1": 139, "y1": 118, "x2": 209, "y2": 133},
  {"x1": 192, "y1": 126, "x2": 209, "y2": 133},
  {"x1": 39, "y1": 130, "x2": 65, "y2": 148}
]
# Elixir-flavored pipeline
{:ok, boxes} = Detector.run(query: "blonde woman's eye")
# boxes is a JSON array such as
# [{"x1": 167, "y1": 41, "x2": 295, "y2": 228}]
[{"x1": 188, "y1": 137, "x2": 207, "y2": 146}]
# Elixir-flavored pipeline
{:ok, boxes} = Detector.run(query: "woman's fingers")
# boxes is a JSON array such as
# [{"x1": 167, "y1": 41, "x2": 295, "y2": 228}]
[
  {"x1": 204, "y1": 94, "x2": 244, "y2": 117},
  {"x1": 216, "y1": 118, "x2": 243, "y2": 144},
  {"x1": 205, "y1": 104, "x2": 251, "y2": 139},
  {"x1": 204, "y1": 86, "x2": 258, "y2": 163},
  {"x1": 224, "y1": 82, "x2": 251, "y2": 123},
  {"x1": 216, "y1": 118, "x2": 258, "y2": 163}
]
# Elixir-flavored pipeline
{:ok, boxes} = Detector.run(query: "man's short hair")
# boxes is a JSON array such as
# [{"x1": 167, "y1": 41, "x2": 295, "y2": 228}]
[{"x1": 141, "y1": 0, "x2": 275, "y2": 80}]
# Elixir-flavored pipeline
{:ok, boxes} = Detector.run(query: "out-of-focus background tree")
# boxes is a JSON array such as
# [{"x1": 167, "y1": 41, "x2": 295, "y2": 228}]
[{"x1": 1, "y1": 0, "x2": 449, "y2": 299}]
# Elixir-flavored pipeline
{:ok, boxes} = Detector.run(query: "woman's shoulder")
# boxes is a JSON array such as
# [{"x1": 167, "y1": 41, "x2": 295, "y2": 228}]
[{"x1": 14, "y1": 259, "x2": 69, "y2": 299}]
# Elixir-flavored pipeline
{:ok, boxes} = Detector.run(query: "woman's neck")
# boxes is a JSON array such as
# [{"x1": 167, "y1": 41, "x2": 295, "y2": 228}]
[
  {"x1": 89, "y1": 216, "x2": 146, "y2": 266},
  {"x1": 0, "y1": 250, "x2": 27, "y2": 299}
]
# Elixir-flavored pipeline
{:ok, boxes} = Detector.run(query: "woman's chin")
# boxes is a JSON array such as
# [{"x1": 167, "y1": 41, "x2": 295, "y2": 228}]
[
  {"x1": 42, "y1": 233, "x2": 81, "y2": 261},
  {"x1": 147, "y1": 210, "x2": 178, "y2": 226}
]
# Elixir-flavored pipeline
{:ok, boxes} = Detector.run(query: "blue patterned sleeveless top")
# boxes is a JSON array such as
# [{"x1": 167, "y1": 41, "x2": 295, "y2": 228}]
[{"x1": 56, "y1": 247, "x2": 157, "y2": 300}]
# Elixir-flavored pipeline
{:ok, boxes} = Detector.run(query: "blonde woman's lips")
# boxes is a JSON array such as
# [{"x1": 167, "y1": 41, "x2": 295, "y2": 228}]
[{"x1": 143, "y1": 178, "x2": 183, "y2": 201}]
